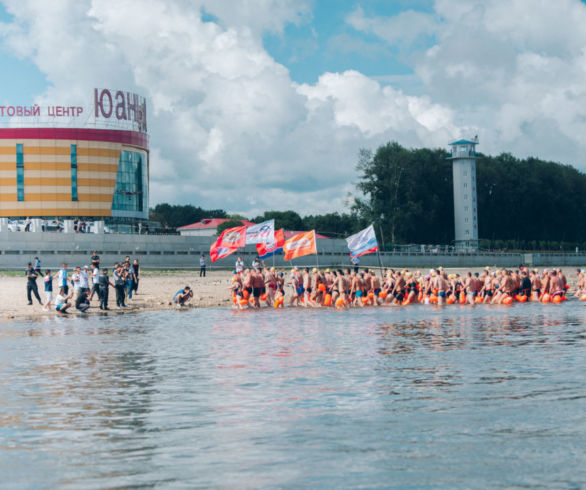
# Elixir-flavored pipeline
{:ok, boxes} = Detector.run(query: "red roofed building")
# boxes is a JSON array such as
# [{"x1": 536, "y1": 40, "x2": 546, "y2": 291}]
[
  {"x1": 177, "y1": 218, "x2": 256, "y2": 237},
  {"x1": 178, "y1": 219, "x2": 331, "y2": 240}
]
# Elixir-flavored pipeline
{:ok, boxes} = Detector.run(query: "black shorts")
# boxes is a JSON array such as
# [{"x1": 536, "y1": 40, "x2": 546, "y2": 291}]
[
  {"x1": 484, "y1": 290, "x2": 493, "y2": 297},
  {"x1": 253, "y1": 287, "x2": 262, "y2": 298},
  {"x1": 306, "y1": 287, "x2": 312, "y2": 293}
]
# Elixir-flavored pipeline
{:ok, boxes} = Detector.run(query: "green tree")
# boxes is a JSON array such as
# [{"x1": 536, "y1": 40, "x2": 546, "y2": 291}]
[
  {"x1": 252, "y1": 210, "x2": 304, "y2": 231},
  {"x1": 302, "y1": 212, "x2": 364, "y2": 238},
  {"x1": 216, "y1": 219, "x2": 247, "y2": 236},
  {"x1": 353, "y1": 141, "x2": 586, "y2": 249},
  {"x1": 353, "y1": 142, "x2": 453, "y2": 246},
  {"x1": 149, "y1": 204, "x2": 226, "y2": 228}
]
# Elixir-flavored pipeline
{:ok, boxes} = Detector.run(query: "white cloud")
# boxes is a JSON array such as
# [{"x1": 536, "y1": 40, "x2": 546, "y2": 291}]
[
  {"x1": 347, "y1": 0, "x2": 586, "y2": 169},
  {"x1": 2, "y1": 0, "x2": 585, "y2": 219},
  {"x1": 0, "y1": 0, "x2": 460, "y2": 216},
  {"x1": 346, "y1": 5, "x2": 438, "y2": 46}
]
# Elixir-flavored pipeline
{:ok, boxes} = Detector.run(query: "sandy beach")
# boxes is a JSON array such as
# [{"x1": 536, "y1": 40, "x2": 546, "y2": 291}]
[
  {"x1": 2, "y1": 267, "x2": 583, "y2": 320},
  {"x1": 2, "y1": 270, "x2": 235, "y2": 320}
]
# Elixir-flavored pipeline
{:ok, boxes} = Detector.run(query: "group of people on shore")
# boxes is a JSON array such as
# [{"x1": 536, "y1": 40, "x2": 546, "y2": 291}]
[
  {"x1": 231, "y1": 264, "x2": 586, "y2": 309},
  {"x1": 25, "y1": 252, "x2": 141, "y2": 314}
]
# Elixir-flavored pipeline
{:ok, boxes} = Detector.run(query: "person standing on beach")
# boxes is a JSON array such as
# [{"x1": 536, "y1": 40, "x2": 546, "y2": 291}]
[
  {"x1": 90, "y1": 264, "x2": 100, "y2": 301},
  {"x1": 91, "y1": 251, "x2": 100, "y2": 270},
  {"x1": 199, "y1": 254, "x2": 206, "y2": 277},
  {"x1": 76, "y1": 266, "x2": 90, "y2": 310},
  {"x1": 57, "y1": 263, "x2": 69, "y2": 295},
  {"x1": 43, "y1": 269, "x2": 53, "y2": 310},
  {"x1": 132, "y1": 259, "x2": 140, "y2": 293},
  {"x1": 124, "y1": 261, "x2": 135, "y2": 301},
  {"x1": 34, "y1": 256, "x2": 41, "y2": 274},
  {"x1": 113, "y1": 264, "x2": 127, "y2": 308},
  {"x1": 235, "y1": 256, "x2": 244, "y2": 274},
  {"x1": 98, "y1": 268, "x2": 113, "y2": 310},
  {"x1": 25, "y1": 263, "x2": 42, "y2": 305},
  {"x1": 70, "y1": 266, "x2": 81, "y2": 305}
]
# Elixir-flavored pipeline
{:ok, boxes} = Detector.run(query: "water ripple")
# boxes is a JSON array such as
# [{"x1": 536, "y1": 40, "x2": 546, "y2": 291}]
[{"x1": 0, "y1": 302, "x2": 585, "y2": 488}]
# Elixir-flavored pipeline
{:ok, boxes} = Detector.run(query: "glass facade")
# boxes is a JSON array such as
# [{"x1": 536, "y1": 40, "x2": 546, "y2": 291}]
[
  {"x1": 111, "y1": 150, "x2": 148, "y2": 218},
  {"x1": 16, "y1": 144, "x2": 24, "y2": 201},
  {"x1": 70, "y1": 144, "x2": 78, "y2": 201}
]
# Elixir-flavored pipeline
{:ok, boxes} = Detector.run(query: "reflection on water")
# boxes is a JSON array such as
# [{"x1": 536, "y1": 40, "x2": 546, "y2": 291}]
[{"x1": 0, "y1": 303, "x2": 585, "y2": 488}]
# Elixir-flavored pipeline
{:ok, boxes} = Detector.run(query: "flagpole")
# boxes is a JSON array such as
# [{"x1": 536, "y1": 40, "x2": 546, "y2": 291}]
[
  {"x1": 376, "y1": 249, "x2": 384, "y2": 279},
  {"x1": 314, "y1": 230, "x2": 319, "y2": 269}
]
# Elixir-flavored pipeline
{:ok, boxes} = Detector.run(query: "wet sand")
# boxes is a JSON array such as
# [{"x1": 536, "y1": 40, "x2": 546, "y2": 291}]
[{"x1": 1, "y1": 267, "x2": 582, "y2": 320}]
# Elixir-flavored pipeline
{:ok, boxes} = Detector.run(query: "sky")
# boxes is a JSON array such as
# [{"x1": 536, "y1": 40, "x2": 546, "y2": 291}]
[{"x1": 1, "y1": 0, "x2": 586, "y2": 217}]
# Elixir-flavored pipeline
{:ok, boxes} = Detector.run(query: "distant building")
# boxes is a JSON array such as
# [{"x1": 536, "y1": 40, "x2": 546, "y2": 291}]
[
  {"x1": 448, "y1": 137, "x2": 479, "y2": 251},
  {"x1": 0, "y1": 88, "x2": 149, "y2": 223},
  {"x1": 177, "y1": 218, "x2": 256, "y2": 236},
  {"x1": 178, "y1": 219, "x2": 331, "y2": 239}
]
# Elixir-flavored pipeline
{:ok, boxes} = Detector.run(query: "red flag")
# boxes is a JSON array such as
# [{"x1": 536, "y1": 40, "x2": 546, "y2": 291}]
[
  {"x1": 217, "y1": 226, "x2": 246, "y2": 249},
  {"x1": 256, "y1": 228, "x2": 285, "y2": 257},
  {"x1": 210, "y1": 237, "x2": 238, "y2": 263},
  {"x1": 283, "y1": 230, "x2": 317, "y2": 261}
]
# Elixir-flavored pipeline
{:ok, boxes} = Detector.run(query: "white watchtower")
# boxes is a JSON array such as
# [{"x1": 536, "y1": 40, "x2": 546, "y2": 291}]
[{"x1": 448, "y1": 137, "x2": 479, "y2": 251}]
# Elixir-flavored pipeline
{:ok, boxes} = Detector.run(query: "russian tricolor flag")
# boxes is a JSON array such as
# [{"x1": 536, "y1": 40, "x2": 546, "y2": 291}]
[
  {"x1": 256, "y1": 228, "x2": 285, "y2": 259},
  {"x1": 346, "y1": 224, "x2": 379, "y2": 258}
]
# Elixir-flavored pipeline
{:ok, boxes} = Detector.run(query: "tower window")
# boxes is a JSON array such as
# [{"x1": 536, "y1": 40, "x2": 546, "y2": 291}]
[
  {"x1": 16, "y1": 144, "x2": 24, "y2": 201},
  {"x1": 71, "y1": 144, "x2": 78, "y2": 201}
]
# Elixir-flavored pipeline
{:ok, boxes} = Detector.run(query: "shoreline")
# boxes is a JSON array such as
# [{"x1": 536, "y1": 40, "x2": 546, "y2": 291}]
[{"x1": 2, "y1": 267, "x2": 582, "y2": 321}]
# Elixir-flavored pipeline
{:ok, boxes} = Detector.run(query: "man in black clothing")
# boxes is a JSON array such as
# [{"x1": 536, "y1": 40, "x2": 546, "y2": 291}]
[
  {"x1": 91, "y1": 251, "x2": 100, "y2": 270},
  {"x1": 26, "y1": 263, "x2": 42, "y2": 305},
  {"x1": 519, "y1": 270, "x2": 532, "y2": 297},
  {"x1": 98, "y1": 268, "x2": 113, "y2": 310}
]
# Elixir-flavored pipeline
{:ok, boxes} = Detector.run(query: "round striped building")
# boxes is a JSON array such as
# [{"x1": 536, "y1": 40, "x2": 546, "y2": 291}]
[{"x1": 0, "y1": 88, "x2": 149, "y2": 221}]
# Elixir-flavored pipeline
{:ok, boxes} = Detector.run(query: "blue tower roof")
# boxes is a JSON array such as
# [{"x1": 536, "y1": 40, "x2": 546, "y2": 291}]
[{"x1": 450, "y1": 139, "x2": 477, "y2": 145}]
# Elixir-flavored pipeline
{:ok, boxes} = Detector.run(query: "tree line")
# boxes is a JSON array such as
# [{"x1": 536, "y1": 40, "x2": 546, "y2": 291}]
[
  {"x1": 150, "y1": 142, "x2": 586, "y2": 251},
  {"x1": 150, "y1": 204, "x2": 364, "y2": 239},
  {"x1": 353, "y1": 142, "x2": 586, "y2": 251}
]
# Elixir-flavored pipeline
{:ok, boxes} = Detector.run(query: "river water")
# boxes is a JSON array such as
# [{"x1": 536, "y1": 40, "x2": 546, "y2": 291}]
[{"x1": 1, "y1": 302, "x2": 585, "y2": 488}]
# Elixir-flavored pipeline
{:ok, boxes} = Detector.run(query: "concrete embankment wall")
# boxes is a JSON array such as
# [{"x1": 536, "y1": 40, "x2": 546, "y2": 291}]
[{"x1": 0, "y1": 232, "x2": 585, "y2": 270}]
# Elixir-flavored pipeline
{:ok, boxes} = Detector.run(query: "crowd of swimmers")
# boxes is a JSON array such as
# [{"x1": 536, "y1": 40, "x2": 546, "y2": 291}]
[
  {"x1": 25, "y1": 252, "x2": 141, "y2": 315},
  {"x1": 231, "y1": 265, "x2": 586, "y2": 309}
]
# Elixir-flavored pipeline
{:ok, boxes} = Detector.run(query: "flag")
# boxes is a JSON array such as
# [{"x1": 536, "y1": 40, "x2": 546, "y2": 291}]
[
  {"x1": 256, "y1": 228, "x2": 285, "y2": 259},
  {"x1": 246, "y1": 219, "x2": 275, "y2": 244},
  {"x1": 346, "y1": 224, "x2": 378, "y2": 258},
  {"x1": 217, "y1": 226, "x2": 246, "y2": 249},
  {"x1": 283, "y1": 230, "x2": 317, "y2": 261},
  {"x1": 210, "y1": 237, "x2": 238, "y2": 263}
]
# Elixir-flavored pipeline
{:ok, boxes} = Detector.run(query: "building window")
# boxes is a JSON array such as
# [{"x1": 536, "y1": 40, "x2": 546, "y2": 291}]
[
  {"x1": 112, "y1": 150, "x2": 147, "y2": 214},
  {"x1": 465, "y1": 218, "x2": 468, "y2": 223},
  {"x1": 70, "y1": 144, "x2": 78, "y2": 201},
  {"x1": 464, "y1": 194, "x2": 468, "y2": 200},
  {"x1": 16, "y1": 144, "x2": 24, "y2": 201},
  {"x1": 463, "y1": 183, "x2": 467, "y2": 188}
]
